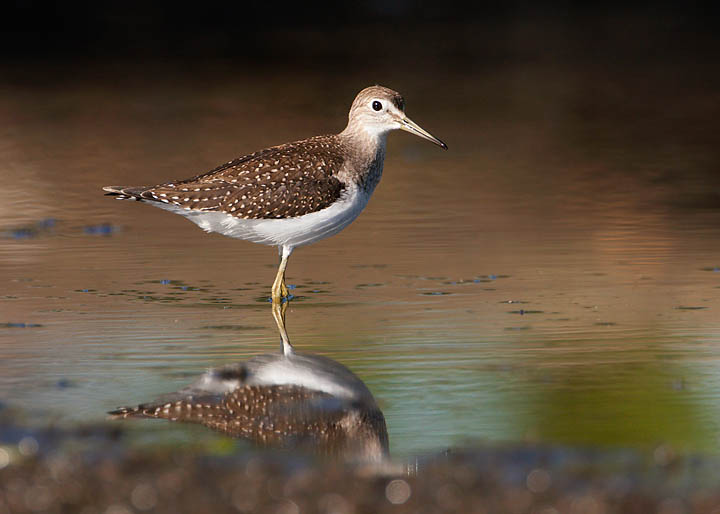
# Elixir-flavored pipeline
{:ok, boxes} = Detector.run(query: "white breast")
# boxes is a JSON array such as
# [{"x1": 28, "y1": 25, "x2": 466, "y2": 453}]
[{"x1": 155, "y1": 183, "x2": 371, "y2": 250}]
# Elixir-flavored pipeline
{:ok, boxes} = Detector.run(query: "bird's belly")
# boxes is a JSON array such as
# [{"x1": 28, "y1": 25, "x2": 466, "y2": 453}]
[{"x1": 162, "y1": 185, "x2": 370, "y2": 249}]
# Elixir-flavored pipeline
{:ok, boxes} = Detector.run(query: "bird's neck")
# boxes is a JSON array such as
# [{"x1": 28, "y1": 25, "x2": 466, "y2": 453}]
[{"x1": 337, "y1": 125, "x2": 387, "y2": 191}]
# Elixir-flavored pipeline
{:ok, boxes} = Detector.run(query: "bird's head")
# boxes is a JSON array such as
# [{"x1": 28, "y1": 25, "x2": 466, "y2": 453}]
[{"x1": 346, "y1": 85, "x2": 447, "y2": 150}]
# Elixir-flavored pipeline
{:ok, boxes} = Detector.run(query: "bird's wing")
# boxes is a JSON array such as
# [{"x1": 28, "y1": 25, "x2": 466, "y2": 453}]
[{"x1": 103, "y1": 135, "x2": 346, "y2": 219}]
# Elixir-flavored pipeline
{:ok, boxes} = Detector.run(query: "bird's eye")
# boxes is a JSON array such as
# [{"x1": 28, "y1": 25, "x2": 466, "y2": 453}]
[{"x1": 372, "y1": 101, "x2": 382, "y2": 111}]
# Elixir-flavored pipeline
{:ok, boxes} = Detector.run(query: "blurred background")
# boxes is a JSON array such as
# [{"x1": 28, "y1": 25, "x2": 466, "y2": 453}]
[{"x1": 1, "y1": 0, "x2": 720, "y2": 458}]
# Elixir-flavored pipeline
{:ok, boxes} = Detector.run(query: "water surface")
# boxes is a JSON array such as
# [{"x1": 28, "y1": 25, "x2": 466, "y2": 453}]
[{"x1": 2, "y1": 61, "x2": 720, "y2": 456}]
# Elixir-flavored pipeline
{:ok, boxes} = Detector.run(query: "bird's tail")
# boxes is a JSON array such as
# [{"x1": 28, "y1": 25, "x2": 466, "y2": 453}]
[{"x1": 102, "y1": 185, "x2": 147, "y2": 200}]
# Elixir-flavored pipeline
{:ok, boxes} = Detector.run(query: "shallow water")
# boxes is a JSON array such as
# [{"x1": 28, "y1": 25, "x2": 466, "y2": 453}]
[{"x1": 2, "y1": 60, "x2": 720, "y2": 457}]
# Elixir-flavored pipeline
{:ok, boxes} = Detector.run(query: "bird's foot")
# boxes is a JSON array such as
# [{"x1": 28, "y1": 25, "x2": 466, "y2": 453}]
[{"x1": 271, "y1": 283, "x2": 292, "y2": 304}]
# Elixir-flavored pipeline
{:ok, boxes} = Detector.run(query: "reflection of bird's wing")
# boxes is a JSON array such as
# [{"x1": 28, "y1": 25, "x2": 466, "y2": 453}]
[
  {"x1": 103, "y1": 135, "x2": 346, "y2": 219},
  {"x1": 109, "y1": 384, "x2": 343, "y2": 439}
]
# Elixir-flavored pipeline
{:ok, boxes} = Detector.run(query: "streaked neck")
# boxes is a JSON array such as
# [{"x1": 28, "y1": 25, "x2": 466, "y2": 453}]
[{"x1": 337, "y1": 124, "x2": 388, "y2": 188}]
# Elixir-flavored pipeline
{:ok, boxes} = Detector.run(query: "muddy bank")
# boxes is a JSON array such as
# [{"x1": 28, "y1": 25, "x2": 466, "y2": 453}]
[{"x1": 2, "y1": 418, "x2": 719, "y2": 513}]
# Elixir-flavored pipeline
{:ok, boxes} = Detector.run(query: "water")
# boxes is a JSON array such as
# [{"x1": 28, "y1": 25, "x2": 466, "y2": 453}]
[{"x1": 2, "y1": 60, "x2": 720, "y2": 457}]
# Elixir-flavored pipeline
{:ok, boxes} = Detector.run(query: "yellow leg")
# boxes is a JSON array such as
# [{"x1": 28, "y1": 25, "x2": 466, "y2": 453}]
[
  {"x1": 271, "y1": 299, "x2": 293, "y2": 355},
  {"x1": 271, "y1": 250, "x2": 290, "y2": 303}
]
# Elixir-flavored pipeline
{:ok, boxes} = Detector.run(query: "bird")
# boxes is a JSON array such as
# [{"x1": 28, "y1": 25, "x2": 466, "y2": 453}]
[
  {"x1": 103, "y1": 85, "x2": 447, "y2": 302},
  {"x1": 109, "y1": 351, "x2": 389, "y2": 462}
]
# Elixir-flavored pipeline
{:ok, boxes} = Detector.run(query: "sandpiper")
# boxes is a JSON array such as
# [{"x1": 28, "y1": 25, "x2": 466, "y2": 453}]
[{"x1": 104, "y1": 85, "x2": 447, "y2": 302}]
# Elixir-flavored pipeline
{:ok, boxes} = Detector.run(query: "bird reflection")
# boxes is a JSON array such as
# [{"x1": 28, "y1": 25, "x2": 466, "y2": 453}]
[{"x1": 109, "y1": 302, "x2": 389, "y2": 462}]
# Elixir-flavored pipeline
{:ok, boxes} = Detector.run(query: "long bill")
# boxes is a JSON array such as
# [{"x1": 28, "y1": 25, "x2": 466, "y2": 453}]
[{"x1": 400, "y1": 117, "x2": 448, "y2": 150}]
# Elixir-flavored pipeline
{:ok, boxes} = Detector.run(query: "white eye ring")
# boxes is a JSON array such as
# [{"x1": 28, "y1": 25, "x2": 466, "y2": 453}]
[{"x1": 372, "y1": 100, "x2": 383, "y2": 112}]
